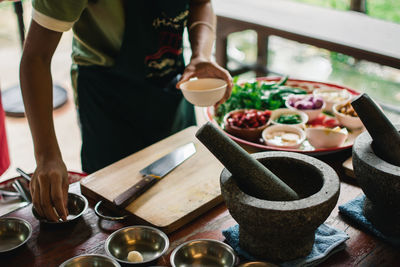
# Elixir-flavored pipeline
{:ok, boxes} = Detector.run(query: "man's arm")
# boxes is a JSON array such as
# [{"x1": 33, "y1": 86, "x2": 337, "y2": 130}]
[
  {"x1": 20, "y1": 20, "x2": 68, "y2": 222},
  {"x1": 187, "y1": 0, "x2": 215, "y2": 61},
  {"x1": 177, "y1": 0, "x2": 232, "y2": 105}
]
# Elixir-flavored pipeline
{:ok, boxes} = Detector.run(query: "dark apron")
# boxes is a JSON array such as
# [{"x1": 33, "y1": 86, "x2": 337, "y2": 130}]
[{"x1": 77, "y1": 1, "x2": 195, "y2": 173}]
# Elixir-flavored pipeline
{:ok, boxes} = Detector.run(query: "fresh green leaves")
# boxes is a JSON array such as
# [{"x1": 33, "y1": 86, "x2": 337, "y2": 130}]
[{"x1": 215, "y1": 76, "x2": 307, "y2": 123}]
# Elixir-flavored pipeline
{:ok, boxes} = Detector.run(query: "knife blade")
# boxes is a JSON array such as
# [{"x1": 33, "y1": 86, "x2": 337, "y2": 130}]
[{"x1": 113, "y1": 142, "x2": 196, "y2": 208}]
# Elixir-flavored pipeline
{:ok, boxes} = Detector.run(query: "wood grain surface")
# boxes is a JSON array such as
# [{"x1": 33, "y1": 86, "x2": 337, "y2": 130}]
[
  {"x1": 80, "y1": 126, "x2": 224, "y2": 233},
  {"x1": 1, "y1": 174, "x2": 400, "y2": 267}
]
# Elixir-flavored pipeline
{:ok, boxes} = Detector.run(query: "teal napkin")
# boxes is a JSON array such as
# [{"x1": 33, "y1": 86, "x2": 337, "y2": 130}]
[
  {"x1": 338, "y1": 195, "x2": 400, "y2": 247},
  {"x1": 222, "y1": 223, "x2": 348, "y2": 267}
]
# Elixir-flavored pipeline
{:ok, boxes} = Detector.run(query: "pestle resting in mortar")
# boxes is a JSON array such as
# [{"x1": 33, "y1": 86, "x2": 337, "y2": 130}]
[
  {"x1": 196, "y1": 122, "x2": 299, "y2": 201},
  {"x1": 351, "y1": 93, "x2": 400, "y2": 166}
]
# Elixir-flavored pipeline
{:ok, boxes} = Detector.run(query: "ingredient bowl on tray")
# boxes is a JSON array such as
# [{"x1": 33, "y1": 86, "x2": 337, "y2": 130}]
[
  {"x1": 223, "y1": 109, "x2": 271, "y2": 142},
  {"x1": 270, "y1": 108, "x2": 308, "y2": 127},
  {"x1": 313, "y1": 87, "x2": 353, "y2": 112},
  {"x1": 285, "y1": 94, "x2": 325, "y2": 122},
  {"x1": 262, "y1": 124, "x2": 306, "y2": 149},
  {"x1": 333, "y1": 101, "x2": 364, "y2": 130},
  {"x1": 209, "y1": 77, "x2": 363, "y2": 155}
]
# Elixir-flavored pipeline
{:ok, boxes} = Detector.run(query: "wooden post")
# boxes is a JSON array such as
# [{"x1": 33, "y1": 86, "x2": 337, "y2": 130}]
[
  {"x1": 350, "y1": 0, "x2": 366, "y2": 13},
  {"x1": 215, "y1": 17, "x2": 229, "y2": 69},
  {"x1": 256, "y1": 31, "x2": 269, "y2": 76},
  {"x1": 13, "y1": 1, "x2": 25, "y2": 46}
]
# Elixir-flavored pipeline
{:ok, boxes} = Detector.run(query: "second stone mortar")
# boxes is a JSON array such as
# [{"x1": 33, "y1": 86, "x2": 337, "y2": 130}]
[{"x1": 352, "y1": 125, "x2": 400, "y2": 237}]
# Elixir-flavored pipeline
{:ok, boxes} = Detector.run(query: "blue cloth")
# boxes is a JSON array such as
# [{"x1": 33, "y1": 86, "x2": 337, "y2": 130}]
[
  {"x1": 338, "y1": 195, "x2": 400, "y2": 247},
  {"x1": 222, "y1": 223, "x2": 348, "y2": 267}
]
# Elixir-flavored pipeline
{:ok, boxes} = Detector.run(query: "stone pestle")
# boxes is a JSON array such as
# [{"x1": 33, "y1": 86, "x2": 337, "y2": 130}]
[
  {"x1": 196, "y1": 122, "x2": 299, "y2": 201},
  {"x1": 351, "y1": 93, "x2": 400, "y2": 166}
]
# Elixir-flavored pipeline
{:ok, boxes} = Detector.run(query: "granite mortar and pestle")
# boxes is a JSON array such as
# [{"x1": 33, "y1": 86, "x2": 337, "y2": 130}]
[
  {"x1": 196, "y1": 122, "x2": 340, "y2": 261},
  {"x1": 351, "y1": 94, "x2": 400, "y2": 237}
]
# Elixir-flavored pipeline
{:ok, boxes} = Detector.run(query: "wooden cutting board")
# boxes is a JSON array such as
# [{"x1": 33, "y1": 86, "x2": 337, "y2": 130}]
[
  {"x1": 343, "y1": 156, "x2": 355, "y2": 178},
  {"x1": 80, "y1": 126, "x2": 224, "y2": 233}
]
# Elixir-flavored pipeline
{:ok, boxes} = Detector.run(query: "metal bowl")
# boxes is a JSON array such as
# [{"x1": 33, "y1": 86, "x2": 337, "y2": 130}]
[
  {"x1": 105, "y1": 225, "x2": 169, "y2": 265},
  {"x1": 0, "y1": 217, "x2": 32, "y2": 253},
  {"x1": 238, "y1": 262, "x2": 278, "y2": 267},
  {"x1": 32, "y1": 193, "x2": 88, "y2": 224},
  {"x1": 170, "y1": 239, "x2": 236, "y2": 267},
  {"x1": 59, "y1": 254, "x2": 121, "y2": 267}
]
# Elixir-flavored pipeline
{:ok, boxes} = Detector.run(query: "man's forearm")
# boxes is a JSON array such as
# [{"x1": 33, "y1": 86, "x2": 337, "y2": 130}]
[
  {"x1": 188, "y1": 0, "x2": 216, "y2": 61},
  {"x1": 20, "y1": 54, "x2": 62, "y2": 162}
]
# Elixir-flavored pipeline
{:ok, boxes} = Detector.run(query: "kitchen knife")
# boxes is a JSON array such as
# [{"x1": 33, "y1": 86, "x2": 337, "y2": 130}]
[{"x1": 113, "y1": 142, "x2": 196, "y2": 208}]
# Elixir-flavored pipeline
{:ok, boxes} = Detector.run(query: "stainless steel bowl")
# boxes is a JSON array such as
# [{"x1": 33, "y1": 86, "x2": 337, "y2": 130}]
[
  {"x1": 170, "y1": 239, "x2": 236, "y2": 267},
  {"x1": 59, "y1": 254, "x2": 121, "y2": 267},
  {"x1": 32, "y1": 193, "x2": 88, "y2": 224},
  {"x1": 238, "y1": 262, "x2": 279, "y2": 267},
  {"x1": 105, "y1": 225, "x2": 169, "y2": 265},
  {"x1": 0, "y1": 217, "x2": 32, "y2": 253}
]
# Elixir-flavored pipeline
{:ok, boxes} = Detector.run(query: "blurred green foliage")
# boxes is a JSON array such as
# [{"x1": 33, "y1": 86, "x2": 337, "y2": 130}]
[{"x1": 295, "y1": 0, "x2": 400, "y2": 23}]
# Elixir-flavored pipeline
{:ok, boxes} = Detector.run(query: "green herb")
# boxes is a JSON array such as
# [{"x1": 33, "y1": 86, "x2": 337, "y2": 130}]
[
  {"x1": 215, "y1": 76, "x2": 306, "y2": 124},
  {"x1": 275, "y1": 114, "x2": 302, "y2": 124}
]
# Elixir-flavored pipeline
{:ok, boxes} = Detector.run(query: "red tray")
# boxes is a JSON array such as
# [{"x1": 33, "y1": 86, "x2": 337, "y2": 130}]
[{"x1": 206, "y1": 77, "x2": 364, "y2": 156}]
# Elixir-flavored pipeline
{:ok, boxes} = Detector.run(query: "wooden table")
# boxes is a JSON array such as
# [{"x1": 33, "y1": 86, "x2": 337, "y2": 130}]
[{"x1": 1, "y1": 149, "x2": 399, "y2": 266}]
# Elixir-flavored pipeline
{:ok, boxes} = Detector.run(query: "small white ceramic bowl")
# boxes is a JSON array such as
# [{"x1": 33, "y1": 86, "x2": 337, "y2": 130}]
[
  {"x1": 270, "y1": 108, "x2": 308, "y2": 127},
  {"x1": 333, "y1": 102, "x2": 364, "y2": 130},
  {"x1": 262, "y1": 124, "x2": 306, "y2": 149},
  {"x1": 179, "y1": 78, "x2": 227, "y2": 107},
  {"x1": 313, "y1": 88, "x2": 352, "y2": 112},
  {"x1": 305, "y1": 126, "x2": 348, "y2": 149},
  {"x1": 285, "y1": 95, "x2": 325, "y2": 122}
]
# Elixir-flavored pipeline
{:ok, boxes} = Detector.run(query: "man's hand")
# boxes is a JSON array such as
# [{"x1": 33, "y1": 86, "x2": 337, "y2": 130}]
[
  {"x1": 177, "y1": 57, "x2": 233, "y2": 106},
  {"x1": 30, "y1": 157, "x2": 69, "y2": 222}
]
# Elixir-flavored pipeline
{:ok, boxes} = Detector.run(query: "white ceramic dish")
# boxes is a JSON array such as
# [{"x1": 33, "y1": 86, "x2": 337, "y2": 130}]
[
  {"x1": 262, "y1": 124, "x2": 306, "y2": 149},
  {"x1": 333, "y1": 102, "x2": 364, "y2": 130},
  {"x1": 180, "y1": 78, "x2": 227, "y2": 107},
  {"x1": 305, "y1": 127, "x2": 348, "y2": 149},
  {"x1": 313, "y1": 88, "x2": 352, "y2": 112},
  {"x1": 270, "y1": 108, "x2": 308, "y2": 127},
  {"x1": 285, "y1": 95, "x2": 325, "y2": 122}
]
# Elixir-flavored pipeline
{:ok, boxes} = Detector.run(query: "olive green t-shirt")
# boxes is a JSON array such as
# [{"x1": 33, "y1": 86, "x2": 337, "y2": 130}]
[
  {"x1": 32, "y1": 0, "x2": 189, "y2": 88},
  {"x1": 32, "y1": 0, "x2": 125, "y2": 67}
]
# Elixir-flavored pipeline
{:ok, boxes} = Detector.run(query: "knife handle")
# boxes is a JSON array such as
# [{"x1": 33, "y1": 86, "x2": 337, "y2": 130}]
[{"x1": 113, "y1": 175, "x2": 159, "y2": 208}]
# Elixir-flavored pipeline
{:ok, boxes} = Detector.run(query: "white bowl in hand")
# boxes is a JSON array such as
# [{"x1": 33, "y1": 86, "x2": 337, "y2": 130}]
[{"x1": 179, "y1": 78, "x2": 227, "y2": 107}]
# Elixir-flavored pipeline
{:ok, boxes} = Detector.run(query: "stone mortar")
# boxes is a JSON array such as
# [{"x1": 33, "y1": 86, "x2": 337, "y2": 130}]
[
  {"x1": 221, "y1": 151, "x2": 340, "y2": 262},
  {"x1": 352, "y1": 125, "x2": 400, "y2": 237}
]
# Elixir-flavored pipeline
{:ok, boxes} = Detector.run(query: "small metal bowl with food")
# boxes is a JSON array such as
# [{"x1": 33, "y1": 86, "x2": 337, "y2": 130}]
[
  {"x1": 59, "y1": 254, "x2": 121, "y2": 267},
  {"x1": 32, "y1": 193, "x2": 88, "y2": 224},
  {"x1": 0, "y1": 217, "x2": 32, "y2": 253},
  {"x1": 285, "y1": 94, "x2": 325, "y2": 122},
  {"x1": 224, "y1": 109, "x2": 271, "y2": 142},
  {"x1": 170, "y1": 239, "x2": 236, "y2": 267},
  {"x1": 105, "y1": 225, "x2": 169, "y2": 265}
]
